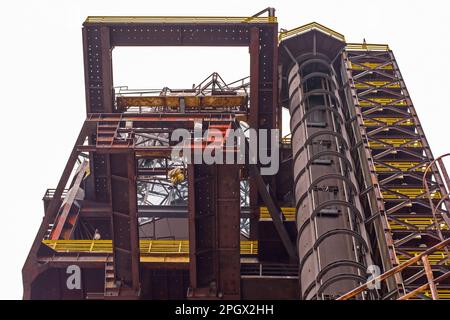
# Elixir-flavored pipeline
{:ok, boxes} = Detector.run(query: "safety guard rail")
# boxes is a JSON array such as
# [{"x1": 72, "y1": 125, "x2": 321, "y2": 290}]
[
  {"x1": 43, "y1": 239, "x2": 258, "y2": 255},
  {"x1": 337, "y1": 237, "x2": 450, "y2": 300},
  {"x1": 279, "y1": 22, "x2": 345, "y2": 42},
  {"x1": 85, "y1": 16, "x2": 277, "y2": 24}
]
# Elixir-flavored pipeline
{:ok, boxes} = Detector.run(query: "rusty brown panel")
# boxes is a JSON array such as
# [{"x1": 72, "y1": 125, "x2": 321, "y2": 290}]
[
  {"x1": 272, "y1": 27, "x2": 280, "y2": 130},
  {"x1": 100, "y1": 26, "x2": 114, "y2": 113},
  {"x1": 127, "y1": 153, "x2": 140, "y2": 291},
  {"x1": 216, "y1": 165, "x2": 241, "y2": 298},
  {"x1": 109, "y1": 152, "x2": 140, "y2": 293},
  {"x1": 241, "y1": 277, "x2": 298, "y2": 300},
  {"x1": 249, "y1": 27, "x2": 259, "y2": 240},
  {"x1": 187, "y1": 165, "x2": 197, "y2": 289},
  {"x1": 188, "y1": 164, "x2": 240, "y2": 299},
  {"x1": 105, "y1": 24, "x2": 252, "y2": 46},
  {"x1": 188, "y1": 165, "x2": 215, "y2": 292}
]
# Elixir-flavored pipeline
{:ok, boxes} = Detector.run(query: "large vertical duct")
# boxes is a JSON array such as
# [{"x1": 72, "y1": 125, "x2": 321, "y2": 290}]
[{"x1": 281, "y1": 31, "x2": 374, "y2": 299}]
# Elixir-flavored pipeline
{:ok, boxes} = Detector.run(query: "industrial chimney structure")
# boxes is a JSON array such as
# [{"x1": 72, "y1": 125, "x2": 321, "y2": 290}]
[{"x1": 23, "y1": 8, "x2": 450, "y2": 300}]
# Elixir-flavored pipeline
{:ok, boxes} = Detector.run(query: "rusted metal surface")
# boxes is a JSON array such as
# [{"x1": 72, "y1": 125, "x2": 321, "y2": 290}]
[
  {"x1": 421, "y1": 255, "x2": 438, "y2": 300},
  {"x1": 25, "y1": 11, "x2": 450, "y2": 301},
  {"x1": 108, "y1": 153, "x2": 140, "y2": 296},
  {"x1": 49, "y1": 161, "x2": 89, "y2": 240},
  {"x1": 280, "y1": 30, "x2": 374, "y2": 300},
  {"x1": 188, "y1": 164, "x2": 241, "y2": 299},
  {"x1": 248, "y1": 162, "x2": 296, "y2": 261},
  {"x1": 342, "y1": 47, "x2": 450, "y2": 299},
  {"x1": 337, "y1": 237, "x2": 450, "y2": 300},
  {"x1": 117, "y1": 95, "x2": 247, "y2": 109}
]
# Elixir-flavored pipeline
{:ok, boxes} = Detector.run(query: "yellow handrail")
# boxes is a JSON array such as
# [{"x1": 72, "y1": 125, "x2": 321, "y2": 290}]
[
  {"x1": 363, "y1": 117, "x2": 413, "y2": 126},
  {"x1": 346, "y1": 43, "x2": 390, "y2": 51},
  {"x1": 374, "y1": 161, "x2": 426, "y2": 172},
  {"x1": 85, "y1": 16, "x2": 277, "y2": 24},
  {"x1": 354, "y1": 81, "x2": 400, "y2": 89},
  {"x1": 279, "y1": 22, "x2": 345, "y2": 42},
  {"x1": 350, "y1": 62, "x2": 393, "y2": 70},
  {"x1": 389, "y1": 217, "x2": 449, "y2": 230},
  {"x1": 260, "y1": 206, "x2": 295, "y2": 220},
  {"x1": 368, "y1": 138, "x2": 422, "y2": 148},
  {"x1": 42, "y1": 239, "x2": 258, "y2": 255},
  {"x1": 397, "y1": 251, "x2": 449, "y2": 265},
  {"x1": 382, "y1": 188, "x2": 441, "y2": 199}
]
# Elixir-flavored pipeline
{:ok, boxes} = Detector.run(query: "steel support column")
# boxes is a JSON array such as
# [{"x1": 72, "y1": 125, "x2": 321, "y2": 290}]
[{"x1": 188, "y1": 164, "x2": 241, "y2": 299}]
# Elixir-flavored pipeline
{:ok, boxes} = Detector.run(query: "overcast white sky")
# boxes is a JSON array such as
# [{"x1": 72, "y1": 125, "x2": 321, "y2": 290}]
[{"x1": 0, "y1": 0, "x2": 449, "y2": 299}]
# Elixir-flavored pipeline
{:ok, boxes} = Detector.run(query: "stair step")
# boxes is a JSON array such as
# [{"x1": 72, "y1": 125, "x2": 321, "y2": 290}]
[
  {"x1": 105, "y1": 282, "x2": 118, "y2": 289},
  {"x1": 98, "y1": 130, "x2": 116, "y2": 135},
  {"x1": 97, "y1": 136, "x2": 114, "y2": 141},
  {"x1": 99, "y1": 121, "x2": 119, "y2": 126}
]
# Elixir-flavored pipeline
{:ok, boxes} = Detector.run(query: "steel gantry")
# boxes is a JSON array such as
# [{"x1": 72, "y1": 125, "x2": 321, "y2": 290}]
[{"x1": 23, "y1": 10, "x2": 450, "y2": 300}]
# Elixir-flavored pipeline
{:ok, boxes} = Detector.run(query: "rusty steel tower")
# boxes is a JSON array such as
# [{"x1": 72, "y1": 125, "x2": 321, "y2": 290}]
[{"x1": 23, "y1": 8, "x2": 450, "y2": 300}]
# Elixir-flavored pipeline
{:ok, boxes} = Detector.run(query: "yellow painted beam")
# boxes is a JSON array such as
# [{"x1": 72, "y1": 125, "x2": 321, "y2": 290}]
[
  {"x1": 259, "y1": 207, "x2": 295, "y2": 220},
  {"x1": 374, "y1": 161, "x2": 425, "y2": 172},
  {"x1": 368, "y1": 138, "x2": 422, "y2": 148},
  {"x1": 363, "y1": 117, "x2": 413, "y2": 126},
  {"x1": 117, "y1": 95, "x2": 247, "y2": 109}
]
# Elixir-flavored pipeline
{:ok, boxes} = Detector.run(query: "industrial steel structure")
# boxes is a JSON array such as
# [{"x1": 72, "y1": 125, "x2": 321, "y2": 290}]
[{"x1": 23, "y1": 8, "x2": 450, "y2": 300}]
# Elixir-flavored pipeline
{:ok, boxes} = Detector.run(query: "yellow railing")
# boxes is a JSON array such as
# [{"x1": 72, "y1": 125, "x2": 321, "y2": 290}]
[
  {"x1": 43, "y1": 239, "x2": 258, "y2": 255},
  {"x1": 355, "y1": 81, "x2": 400, "y2": 89},
  {"x1": 368, "y1": 138, "x2": 422, "y2": 148},
  {"x1": 279, "y1": 22, "x2": 345, "y2": 42},
  {"x1": 382, "y1": 188, "x2": 441, "y2": 199},
  {"x1": 260, "y1": 207, "x2": 296, "y2": 220},
  {"x1": 363, "y1": 117, "x2": 413, "y2": 126},
  {"x1": 85, "y1": 16, "x2": 277, "y2": 24},
  {"x1": 281, "y1": 133, "x2": 292, "y2": 144},
  {"x1": 337, "y1": 238, "x2": 450, "y2": 300},
  {"x1": 350, "y1": 62, "x2": 393, "y2": 70},
  {"x1": 410, "y1": 289, "x2": 450, "y2": 300},
  {"x1": 374, "y1": 161, "x2": 426, "y2": 172},
  {"x1": 397, "y1": 251, "x2": 449, "y2": 265},
  {"x1": 346, "y1": 43, "x2": 390, "y2": 51},
  {"x1": 389, "y1": 217, "x2": 449, "y2": 230},
  {"x1": 359, "y1": 98, "x2": 407, "y2": 107}
]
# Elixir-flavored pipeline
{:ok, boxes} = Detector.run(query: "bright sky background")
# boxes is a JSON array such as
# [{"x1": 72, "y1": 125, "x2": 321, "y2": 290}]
[{"x1": 0, "y1": 0, "x2": 449, "y2": 299}]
